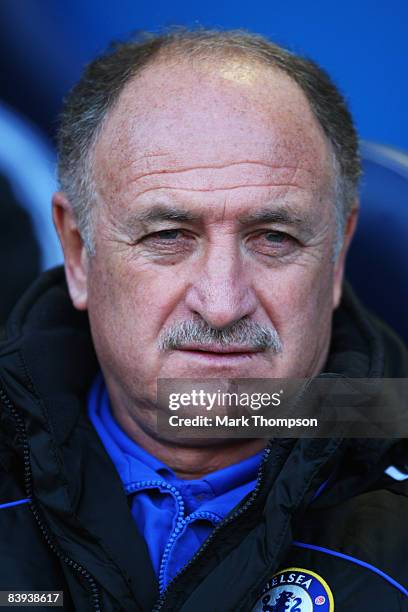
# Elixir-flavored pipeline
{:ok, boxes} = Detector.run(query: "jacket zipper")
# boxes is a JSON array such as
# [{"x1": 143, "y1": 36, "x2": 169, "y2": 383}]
[
  {"x1": 125, "y1": 480, "x2": 222, "y2": 593},
  {"x1": 125, "y1": 479, "x2": 186, "y2": 593},
  {"x1": 0, "y1": 384, "x2": 102, "y2": 612},
  {"x1": 151, "y1": 442, "x2": 273, "y2": 611},
  {"x1": 158, "y1": 511, "x2": 222, "y2": 593}
]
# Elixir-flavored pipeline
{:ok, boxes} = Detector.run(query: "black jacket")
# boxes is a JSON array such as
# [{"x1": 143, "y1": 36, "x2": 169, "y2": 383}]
[{"x1": 0, "y1": 267, "x2": 407, "y2": 611}]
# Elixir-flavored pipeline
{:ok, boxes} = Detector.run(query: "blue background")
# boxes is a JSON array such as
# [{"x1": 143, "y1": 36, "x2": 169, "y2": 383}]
[{"x1": 0, "y1": 0, "x2": 407, "y2": 148}]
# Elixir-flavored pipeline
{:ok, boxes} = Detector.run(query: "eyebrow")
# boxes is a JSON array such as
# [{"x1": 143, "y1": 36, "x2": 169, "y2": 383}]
[
  {"x1": 122, "y1": 203, "x2": 314, "y2": 235},
  {"x1": 123, "y1": 205, "x2": 201, "y2": 229},
  {"x1": 236, "y1": 207, "x2": 312, "y2": 232}
]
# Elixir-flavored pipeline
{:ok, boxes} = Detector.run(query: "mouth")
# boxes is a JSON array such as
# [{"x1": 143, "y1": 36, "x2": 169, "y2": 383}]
[{"x1": 174, "y1": 345, "x2": 261, "y2": 363}]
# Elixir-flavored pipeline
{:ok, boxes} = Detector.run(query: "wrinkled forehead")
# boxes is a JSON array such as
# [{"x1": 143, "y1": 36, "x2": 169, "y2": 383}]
[{"x1": 93, "y1": 58, "x2": 334, "y2": 198}]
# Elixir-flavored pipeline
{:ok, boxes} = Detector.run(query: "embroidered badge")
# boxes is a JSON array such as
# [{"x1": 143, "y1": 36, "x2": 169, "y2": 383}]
[{"x1": 252, "y1": 567, "x2": 334, "y2": 611}]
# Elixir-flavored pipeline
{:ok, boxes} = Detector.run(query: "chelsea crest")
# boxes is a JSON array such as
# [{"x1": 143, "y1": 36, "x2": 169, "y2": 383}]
[{"x1": 252, "y1": 567, "x2": 334, "y2": 611}]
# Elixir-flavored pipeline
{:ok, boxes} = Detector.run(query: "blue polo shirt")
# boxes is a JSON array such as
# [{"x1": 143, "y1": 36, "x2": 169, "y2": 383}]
[{"x1": 88, "y1": 375, "x2": 263, "y2": 591}]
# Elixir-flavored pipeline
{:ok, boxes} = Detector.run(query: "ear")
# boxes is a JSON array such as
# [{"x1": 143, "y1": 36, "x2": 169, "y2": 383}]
[
  {"x1": 52, "y1": 192, "x2": 89, "y2": 310},
  {"x1": 333, "y1": 201, "x2": 359, "y2": 309}
]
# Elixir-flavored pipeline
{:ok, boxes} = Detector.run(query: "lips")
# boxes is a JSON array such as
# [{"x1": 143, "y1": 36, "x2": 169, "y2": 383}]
[{"x1": 176, "y1": 344, "x2": 261, "y2": 354}]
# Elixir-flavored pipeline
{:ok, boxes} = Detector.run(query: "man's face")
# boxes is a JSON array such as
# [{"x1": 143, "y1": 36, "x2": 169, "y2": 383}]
[{"x1": 57, "y1": 58, "x2": 353, "y2": 413}]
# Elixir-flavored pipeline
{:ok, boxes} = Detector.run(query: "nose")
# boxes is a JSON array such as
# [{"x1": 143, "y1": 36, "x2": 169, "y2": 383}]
[{"x1": 184, "y1": 242, "x2": 257, "y2": 330}]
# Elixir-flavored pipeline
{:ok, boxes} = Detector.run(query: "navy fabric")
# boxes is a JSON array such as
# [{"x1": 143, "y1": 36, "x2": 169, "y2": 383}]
[
  {"x1": 292, "y1": 541, "x2": 408, "y2": 598},
  {"x1": 88, "y1": 374, "x2": 263, "y2": 591}
]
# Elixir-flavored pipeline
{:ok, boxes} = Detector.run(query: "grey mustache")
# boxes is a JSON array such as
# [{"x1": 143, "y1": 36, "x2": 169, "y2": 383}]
[{"x1": 158, "y1": 317, "x2": 283, "y2": 352}]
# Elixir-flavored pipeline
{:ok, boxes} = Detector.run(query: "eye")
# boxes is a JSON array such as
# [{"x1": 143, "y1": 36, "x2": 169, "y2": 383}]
[
  {"x1": 153, "y1": 229, "x2": 181, "y2": 240},
  {"x1": 141, "y1": 228, "x2": 184, "y2": 243},
  {"x1": 138, "y1": 228, "x2": 195, "y2": 259},
  {"x1": 264, "y1": 231, "x2": 287, "y2": 243},
  {"x1": 247, "y1": 230, "x2": 298, "y2": 258}
]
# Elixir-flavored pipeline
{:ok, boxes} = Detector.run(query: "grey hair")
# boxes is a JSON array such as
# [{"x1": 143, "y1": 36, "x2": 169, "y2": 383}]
[
  {"x1": 158, "y1": 316, "x2": 283, "y2": 353},
  {"x1": 57, "y1": 28, "x2": 361, "y2": 257}
]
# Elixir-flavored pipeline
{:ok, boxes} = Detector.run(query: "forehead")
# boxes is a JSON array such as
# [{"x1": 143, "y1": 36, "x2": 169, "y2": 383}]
[{"x1": 93, "y1": 57, "x2": 333, "y2": 213}]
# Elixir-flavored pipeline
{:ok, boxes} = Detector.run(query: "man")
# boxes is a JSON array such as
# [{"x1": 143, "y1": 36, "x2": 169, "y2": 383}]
[{"x1": 0, "y1": 29, "x2": 407, "y2": 611}]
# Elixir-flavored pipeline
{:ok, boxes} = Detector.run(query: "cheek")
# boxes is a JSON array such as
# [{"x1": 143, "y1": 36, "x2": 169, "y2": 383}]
[
  {"x1": 257, "y1": 260, "x2": 335, "y2": 342},
  {"x1": 87, "y1": 254, "x2": 187, "y2": 354}
]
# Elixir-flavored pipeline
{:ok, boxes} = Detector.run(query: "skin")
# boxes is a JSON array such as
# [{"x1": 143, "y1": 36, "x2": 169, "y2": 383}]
[{"x1": 53, "y1": 57, "x2": 358, "y2": 478}]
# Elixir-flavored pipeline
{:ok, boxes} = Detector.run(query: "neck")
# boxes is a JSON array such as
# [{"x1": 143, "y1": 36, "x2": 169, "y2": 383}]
[{"x1": 110, "y1": 398, "x2": 266, "y2": 479}]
